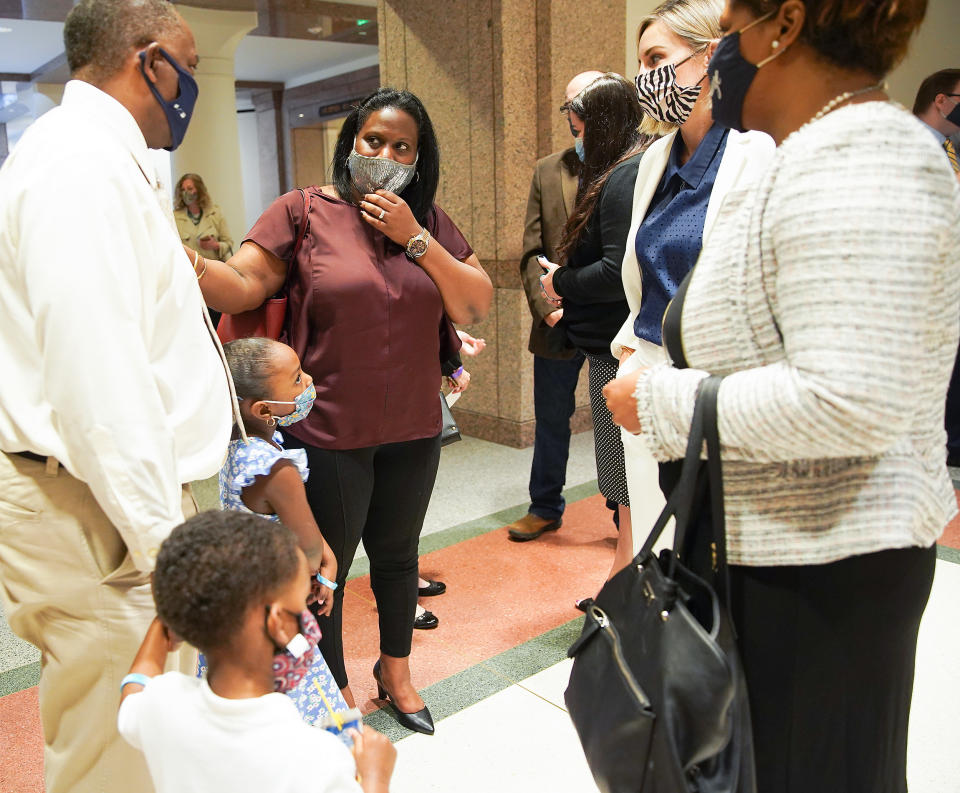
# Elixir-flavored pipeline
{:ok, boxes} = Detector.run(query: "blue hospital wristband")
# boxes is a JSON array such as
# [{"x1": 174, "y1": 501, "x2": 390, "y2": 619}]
[
  {"x1": 120, "y1": 673, "x2": 152, "y2": 692},
  {"x1": 316, "y1": 574, "x2": 338, "y2": 590}
]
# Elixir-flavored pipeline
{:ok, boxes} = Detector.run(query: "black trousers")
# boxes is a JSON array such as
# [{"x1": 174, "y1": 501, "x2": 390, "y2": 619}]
[
  {"x1": 659, "y1": 460, "x2": 936, "y2": 793},
  {"x1": 286, "y1": 434, "x2": 442, "y2": 688}
]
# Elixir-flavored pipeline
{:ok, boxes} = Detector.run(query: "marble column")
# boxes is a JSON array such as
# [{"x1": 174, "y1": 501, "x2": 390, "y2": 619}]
[
  {"x1": 378, "y1": 0, "x2": 625, "y2": 446},
  {"x1": 172, "y1": 6, "x2": 258, "y2": 245}
]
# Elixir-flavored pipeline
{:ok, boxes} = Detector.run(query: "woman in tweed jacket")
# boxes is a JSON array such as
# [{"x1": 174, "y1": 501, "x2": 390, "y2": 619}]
[{"x1": 604, "y1": 0, "x2": 959, "y2": 790}]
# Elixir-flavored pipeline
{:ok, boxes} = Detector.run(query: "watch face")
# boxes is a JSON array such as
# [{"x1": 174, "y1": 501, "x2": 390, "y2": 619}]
[{"x1": 408, "y1": 238, "x2": 428, "y2": 257}]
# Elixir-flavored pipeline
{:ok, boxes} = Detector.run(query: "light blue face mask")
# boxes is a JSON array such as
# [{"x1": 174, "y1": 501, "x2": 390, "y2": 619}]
[
  {"x1": 263, "y1": 383, "x2": 316, "y2": 427},
  {"x1": 574, "y1": 135, "x2": 585, "y2": 162}
]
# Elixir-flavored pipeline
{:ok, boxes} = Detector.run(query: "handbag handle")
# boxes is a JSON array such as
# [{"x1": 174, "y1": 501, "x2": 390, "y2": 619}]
[
  {"x1": 637, "y1": 376, "x2": 729, "y2": 602},
  {"x1": 269, "y1": 188, "x2": 311, "y2": 301}
]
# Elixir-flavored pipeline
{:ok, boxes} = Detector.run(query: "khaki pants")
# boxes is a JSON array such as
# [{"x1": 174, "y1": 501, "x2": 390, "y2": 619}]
[{"x1": 0, "y1": 453, "x2": 198, "y2": 793}]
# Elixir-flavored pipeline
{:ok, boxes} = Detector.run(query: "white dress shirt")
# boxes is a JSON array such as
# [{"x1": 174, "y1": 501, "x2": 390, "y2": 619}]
[{"x1": 0, "y1": 80, "x2": 233, "y2": 570}]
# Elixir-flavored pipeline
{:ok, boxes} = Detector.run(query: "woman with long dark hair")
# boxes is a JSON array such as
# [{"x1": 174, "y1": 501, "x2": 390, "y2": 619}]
[
  {"x1": 193, "y1": 88, "x2": 492, "y2": 735},
  {"x1": 539, "y1": 73, "x2": 649, "y2": 581}
]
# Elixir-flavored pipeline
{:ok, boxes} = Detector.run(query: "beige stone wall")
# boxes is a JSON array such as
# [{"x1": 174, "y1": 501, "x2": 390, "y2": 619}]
[{"x1": 379, "y1": 0, "x2": 625, "y2": 446}]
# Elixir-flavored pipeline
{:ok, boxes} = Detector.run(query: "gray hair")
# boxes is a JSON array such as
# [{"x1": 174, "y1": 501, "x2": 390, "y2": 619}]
[
  {"x1": 64, "y1": 0, "x2": 182, "y2": 82},
  {"x1": 223, "y1": 338, "x2": 282, "y2": 403}
]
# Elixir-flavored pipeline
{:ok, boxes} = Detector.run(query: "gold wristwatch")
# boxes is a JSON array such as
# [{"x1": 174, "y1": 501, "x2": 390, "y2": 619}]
[{"x1": 405, "y1": 227, "x2": 430, "y2": 260}]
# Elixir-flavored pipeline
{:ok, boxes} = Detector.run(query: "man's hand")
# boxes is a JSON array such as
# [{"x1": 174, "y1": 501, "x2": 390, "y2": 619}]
[
  {"x1": 602, "y1": 369, "x2": 644, "y2": 434},
  {"x1": 545, "y1": 309, "x2": 564, "y2": 327}
]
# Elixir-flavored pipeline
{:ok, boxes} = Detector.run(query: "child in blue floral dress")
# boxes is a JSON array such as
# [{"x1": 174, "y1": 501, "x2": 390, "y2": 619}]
[{"x1": 206, "y1": 337, "x2": 349, "y2": 726}]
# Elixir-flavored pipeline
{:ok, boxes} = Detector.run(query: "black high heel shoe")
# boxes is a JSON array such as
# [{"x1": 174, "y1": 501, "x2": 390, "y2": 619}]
[{"x1": 372, "y1": 660, "x2": 435, "y2": 735}]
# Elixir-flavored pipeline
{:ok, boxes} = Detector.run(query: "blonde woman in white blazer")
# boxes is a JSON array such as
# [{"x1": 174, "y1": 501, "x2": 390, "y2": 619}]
[{"x1": 605, "y1": 0, "x2": 775, "y2": 574}]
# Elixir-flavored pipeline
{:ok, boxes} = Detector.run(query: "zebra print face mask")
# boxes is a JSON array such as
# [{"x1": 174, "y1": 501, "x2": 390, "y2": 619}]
[{"x1": 634, "y1": 51, "x2": 706, "y2": 125}]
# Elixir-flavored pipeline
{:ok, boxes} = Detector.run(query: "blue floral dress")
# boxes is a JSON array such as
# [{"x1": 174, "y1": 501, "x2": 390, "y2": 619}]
[
  {"x1": 218, "y1": 431, "x2": 309, "y2": 517},
  {"x1": 200, "y1": 431, "x2": 348, "y2": 726}
]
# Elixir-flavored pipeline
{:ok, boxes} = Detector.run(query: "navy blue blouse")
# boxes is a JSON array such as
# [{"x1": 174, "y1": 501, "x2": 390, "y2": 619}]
[{"x1": 632, "y1": 124, "x2": 729, "y2": 344}]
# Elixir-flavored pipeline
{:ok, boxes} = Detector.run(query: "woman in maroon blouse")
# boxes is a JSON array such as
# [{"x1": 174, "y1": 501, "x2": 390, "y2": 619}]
[{"x1": 197, "y1": 88, "x2": 492, "y2": 734}]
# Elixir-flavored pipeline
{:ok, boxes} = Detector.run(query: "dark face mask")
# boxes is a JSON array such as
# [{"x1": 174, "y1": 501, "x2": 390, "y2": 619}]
[
  {"x1": 707, "y1": 11, "x2": 779, "y2": 132},
  {"x1": 945, "y1": 100, "x2": 960, "y2": 128},
  {"x1": 138, "y1": 47, "x2": 199, "y2": 152}
]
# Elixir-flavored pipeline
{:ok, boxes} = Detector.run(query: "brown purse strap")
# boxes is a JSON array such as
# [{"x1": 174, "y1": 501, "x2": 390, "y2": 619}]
[{"x1": 291, "y1": 188, "x2": 311, "y2": 261}]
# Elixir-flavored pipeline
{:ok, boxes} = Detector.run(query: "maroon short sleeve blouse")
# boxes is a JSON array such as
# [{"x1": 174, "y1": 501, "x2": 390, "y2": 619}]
[{"x1": 244, "y1": 189, "x2": 472, "y2": 451}]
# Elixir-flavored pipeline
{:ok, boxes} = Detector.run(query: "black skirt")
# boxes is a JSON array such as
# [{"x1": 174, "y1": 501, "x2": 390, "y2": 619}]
[{"x1": 729, "y1": 544, "x2": 935, "y2": 793}]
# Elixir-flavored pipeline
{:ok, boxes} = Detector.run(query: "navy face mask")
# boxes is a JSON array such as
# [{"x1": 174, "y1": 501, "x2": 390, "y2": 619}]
[
  {"x1": 944, "y1": 100, "x2": 960, "y2": 128},
  {"x1": 707, "y1": 10, "x2": 779, "y2": 132},
  {"x1": 138, "y1": 47, "x2": 199, "y2": 152}
]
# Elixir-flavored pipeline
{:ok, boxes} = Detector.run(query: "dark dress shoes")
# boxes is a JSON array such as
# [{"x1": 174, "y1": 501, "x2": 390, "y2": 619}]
[
  {"x1": 414, "y1": 609, "x2": 439, "y2": 630},
  {"x1": 417, "y1": 579, "x2": 446, "y2": 597},
  {"x1": 372, "y1": 660, "x2": 435, "y2": 735}
]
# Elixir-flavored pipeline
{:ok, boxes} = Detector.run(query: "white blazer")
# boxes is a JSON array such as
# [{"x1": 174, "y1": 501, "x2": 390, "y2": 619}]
[{"x1": 610, "y1": 128, "x2": 776, "y2": 360}]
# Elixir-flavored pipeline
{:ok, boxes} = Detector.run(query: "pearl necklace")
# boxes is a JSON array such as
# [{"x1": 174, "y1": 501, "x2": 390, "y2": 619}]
[{"x1": 810, "y1": 80, "x2": 888, "y2": 123}]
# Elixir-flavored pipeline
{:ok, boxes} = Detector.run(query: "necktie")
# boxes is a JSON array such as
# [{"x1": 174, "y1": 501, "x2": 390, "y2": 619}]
[{"x1": 944, "y1": 138, "x2": 960, "y2": 174}]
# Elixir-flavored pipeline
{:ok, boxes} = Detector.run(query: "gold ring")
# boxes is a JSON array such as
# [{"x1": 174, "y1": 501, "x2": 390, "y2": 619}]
[{"x1": 378, "y1": 208, "x2": 386, "y2": 220}]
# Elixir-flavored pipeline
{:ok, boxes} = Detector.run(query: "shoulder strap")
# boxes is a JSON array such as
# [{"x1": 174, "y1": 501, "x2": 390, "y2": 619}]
[{"x1": 291, "y1": 188, "x2": 311, "y2": 261}]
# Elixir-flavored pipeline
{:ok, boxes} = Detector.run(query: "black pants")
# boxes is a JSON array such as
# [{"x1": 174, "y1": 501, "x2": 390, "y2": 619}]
[
  {"x1": 659, "y1": 461, "x2": 936, "y2": 793},
  {"x1": 286, "y1": 434, "x2": 442, "y2": 688}
]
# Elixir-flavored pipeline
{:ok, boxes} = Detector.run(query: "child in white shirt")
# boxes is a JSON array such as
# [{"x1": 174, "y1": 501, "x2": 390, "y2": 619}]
[{"x1": 117, "y1": 510, "x2": 395, "y2": 793}]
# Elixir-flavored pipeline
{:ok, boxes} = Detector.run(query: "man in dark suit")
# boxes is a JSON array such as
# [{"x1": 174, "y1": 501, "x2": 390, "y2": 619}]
[
  {"x1": 508, "y1": 70, "x2": 603, "y2": 541},
  {"x1": 914, "y1": 69, "x2": 960, "y2": 467}
]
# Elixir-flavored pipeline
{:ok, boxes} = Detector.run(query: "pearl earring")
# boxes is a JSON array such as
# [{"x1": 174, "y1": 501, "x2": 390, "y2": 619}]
[{"x1": 771, "y1": 39, "x2": 780, "y2": 49}]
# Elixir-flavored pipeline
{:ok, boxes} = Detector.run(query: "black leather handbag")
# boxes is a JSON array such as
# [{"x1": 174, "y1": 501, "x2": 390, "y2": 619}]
[
  {"x1": 564, "y1": 376, "x2": 755, "y2": 793},
  {"x1": 440, "y1": 392, "x2": 461, "y2": 446}
]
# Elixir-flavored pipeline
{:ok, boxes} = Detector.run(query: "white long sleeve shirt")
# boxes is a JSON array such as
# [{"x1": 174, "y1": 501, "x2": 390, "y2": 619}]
[{"x1": 0, "y1": 80, "x2": 233, "y2": 570}]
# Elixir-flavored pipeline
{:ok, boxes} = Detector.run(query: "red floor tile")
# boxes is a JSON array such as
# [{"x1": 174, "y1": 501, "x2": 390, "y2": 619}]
[
  {"x1": 342, "y1": 494, "x2": 617, "y2": 713},
  {"x1": 0, "y1": 686, "x2": 44, "y2": 793}
]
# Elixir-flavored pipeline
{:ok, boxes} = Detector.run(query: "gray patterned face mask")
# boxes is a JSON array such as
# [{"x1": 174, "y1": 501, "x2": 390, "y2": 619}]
[{"x1": 347, "y1": 141, "x2": 418, "y2": 196}]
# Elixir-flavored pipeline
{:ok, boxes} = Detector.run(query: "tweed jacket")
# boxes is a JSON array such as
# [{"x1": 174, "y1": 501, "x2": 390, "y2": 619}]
[
  {"x1": 520, "y1": 148, "x2": 579, "y2": 358},
  {"x1": 635, "y1": 102, "x2": 960, "y2": 566}
]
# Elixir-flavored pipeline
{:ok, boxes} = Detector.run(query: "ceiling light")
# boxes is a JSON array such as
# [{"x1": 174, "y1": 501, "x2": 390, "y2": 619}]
[
  {"x1": 307, "y1": 25, "x2": 322, "y2": 35},
  {"x1": 0, "y1": 27, "x2": 13, "y2": 33},
  {"x1": 298, "y1": 113, "x2": 304, "y2": 118}
]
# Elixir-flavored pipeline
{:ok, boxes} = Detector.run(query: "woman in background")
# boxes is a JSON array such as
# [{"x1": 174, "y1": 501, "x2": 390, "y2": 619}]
[
  {"x1": 174, "y1": 172, "x2": 233, "y2": 262},
  {"x1": 539, "y1": 73, "x2": 648, "y2": 582}
]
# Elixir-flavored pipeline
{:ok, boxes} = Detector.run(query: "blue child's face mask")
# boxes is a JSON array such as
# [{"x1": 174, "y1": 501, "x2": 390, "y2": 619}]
[
  {"x1": 138, "y1": 47, "x2": 199, "y2": 152},
  {"x1": 264, "y1": 383, "x2": 317, "y2": 427}
]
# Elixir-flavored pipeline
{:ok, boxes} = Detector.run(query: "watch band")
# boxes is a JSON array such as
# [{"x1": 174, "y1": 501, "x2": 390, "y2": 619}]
[{"x1": 405, "y1": 228, "x2": 430, "y2": 259}]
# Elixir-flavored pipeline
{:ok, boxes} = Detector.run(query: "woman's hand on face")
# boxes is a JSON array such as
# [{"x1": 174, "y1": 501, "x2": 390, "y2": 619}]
[
  {"x1": 602, "y1": 369, "x2": 644, "y2": 434},
  {"x1": 359, "y1": 190, "x2": 422, "y2": 247}
]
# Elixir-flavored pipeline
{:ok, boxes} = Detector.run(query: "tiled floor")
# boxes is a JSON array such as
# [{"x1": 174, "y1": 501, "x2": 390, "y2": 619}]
[{"x1": 2, "y1": 434, "x2": 960, "y2": 792}]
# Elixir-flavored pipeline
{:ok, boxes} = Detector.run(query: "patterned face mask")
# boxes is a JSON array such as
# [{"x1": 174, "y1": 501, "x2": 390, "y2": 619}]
[
  {"x1": 270, "y1": 608, "x2": 321, "y2": 694},
  {"x1": 263, "y1": 382, "x2": 316, "y2": 427},
  {"x1": 634, "y1": 51, "x2": 706, "y2": 125},
  {"x1": 348, "y1": 140, "x2": 419, "y2": 196}
]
